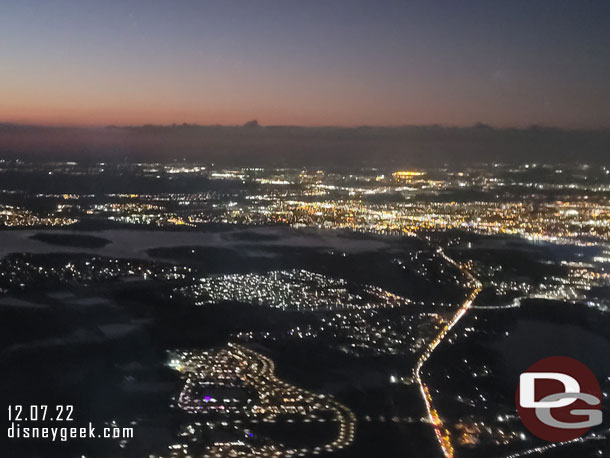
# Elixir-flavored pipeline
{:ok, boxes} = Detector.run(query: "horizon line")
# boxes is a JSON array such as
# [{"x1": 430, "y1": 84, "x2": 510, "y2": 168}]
[{"x1": 1, "y1": 120, "x2": 609, "y2": 132}]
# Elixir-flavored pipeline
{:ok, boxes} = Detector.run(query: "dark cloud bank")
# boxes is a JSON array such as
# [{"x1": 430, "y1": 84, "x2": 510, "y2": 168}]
[{"x1": 0, "y1": 123, "x2": 608, "y2": 166}]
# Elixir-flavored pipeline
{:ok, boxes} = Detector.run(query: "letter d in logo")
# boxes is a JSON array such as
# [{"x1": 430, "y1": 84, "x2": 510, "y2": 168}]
[{"x1": 520, "y1": 372, "x2": 580, "y2": 408}]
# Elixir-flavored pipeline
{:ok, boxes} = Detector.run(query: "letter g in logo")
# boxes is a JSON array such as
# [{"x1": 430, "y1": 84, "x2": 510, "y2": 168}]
[{"x1": 516, "y1": 356, "x2": 603, "y2": 442}]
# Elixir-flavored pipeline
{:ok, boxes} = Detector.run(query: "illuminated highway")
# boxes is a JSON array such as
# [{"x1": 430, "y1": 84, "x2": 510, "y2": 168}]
[
  {"x1": 411, "y1": 247, "x2": 482, "y2": 458},
  {"x1": 499, "y1": 427, "x2": 609, "y2": 458}
]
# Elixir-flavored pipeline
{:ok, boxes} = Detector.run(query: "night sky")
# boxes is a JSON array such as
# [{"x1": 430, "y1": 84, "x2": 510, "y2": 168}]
[{"x1": 1, "y1": 0, "x2": 609, "y2": 127}]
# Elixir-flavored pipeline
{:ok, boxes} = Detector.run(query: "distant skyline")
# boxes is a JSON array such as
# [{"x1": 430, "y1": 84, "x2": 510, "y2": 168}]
[{"x1": 1, "y1": 1, "x2": 609, "y2": 128}]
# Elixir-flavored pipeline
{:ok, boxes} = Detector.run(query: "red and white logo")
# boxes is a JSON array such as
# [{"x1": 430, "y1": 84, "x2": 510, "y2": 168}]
[{"x1": 516, "y1": 356, "x2": 602, "y2": 442}]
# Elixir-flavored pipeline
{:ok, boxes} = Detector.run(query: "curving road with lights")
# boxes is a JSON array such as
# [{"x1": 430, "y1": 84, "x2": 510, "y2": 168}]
[{"x1": 412, "y1": 247, "x2": 482, "y2": 458}]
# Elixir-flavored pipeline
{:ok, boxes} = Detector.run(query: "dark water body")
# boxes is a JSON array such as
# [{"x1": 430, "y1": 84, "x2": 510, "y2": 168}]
[{"x1": 0, "y1": 226, "x2": 396, "y2": 261}]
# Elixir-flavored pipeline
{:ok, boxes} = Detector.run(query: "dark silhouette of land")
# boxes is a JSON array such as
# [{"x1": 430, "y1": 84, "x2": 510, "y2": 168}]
[{"x1": 1, "y1": 122, "x2": 608, "y2": 166}]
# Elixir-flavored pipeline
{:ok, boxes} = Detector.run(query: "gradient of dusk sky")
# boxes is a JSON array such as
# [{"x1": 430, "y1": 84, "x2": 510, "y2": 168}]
[{"x1": 1, "y1": 0, "x2": 608, "y2": 127}]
